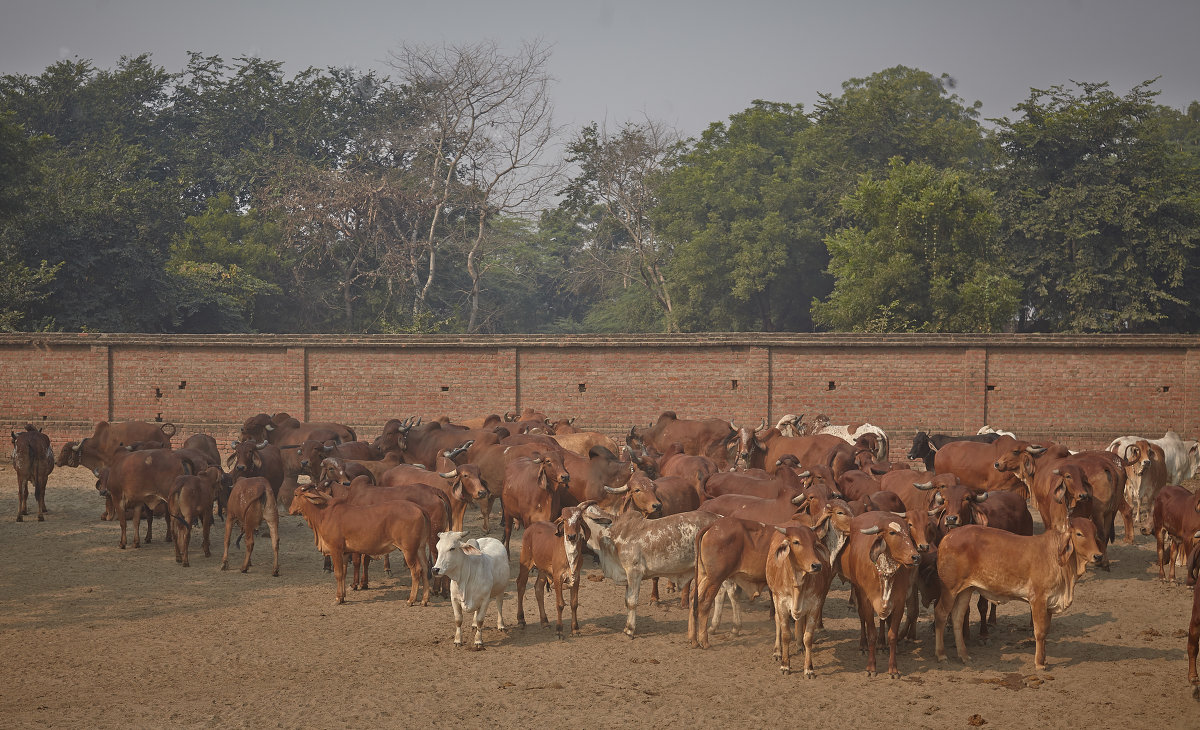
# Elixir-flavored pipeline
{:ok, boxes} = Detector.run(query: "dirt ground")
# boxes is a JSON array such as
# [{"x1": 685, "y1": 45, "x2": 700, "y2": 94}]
[{"x1": 0, "y1": 464, "x2": 1196, "y2": 729}]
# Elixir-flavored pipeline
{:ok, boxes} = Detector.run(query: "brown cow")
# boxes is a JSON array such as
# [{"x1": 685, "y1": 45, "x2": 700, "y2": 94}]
[
  {"x1": 96, "y1": 448, "x2": 201, "y2": 549},
  {"x1": 515, "y1": 518, "x2": 582, "y2": 638},
  {"x1": 434, "y1": 457, "x2": 491, "y2": 532},
  {"x1": 500, "y1": 452, "x2": 572, "y2": 549},
  {"x1": 240, "y1": 412, "x2": 354, "y2": 446},
  {"x1": 934, "y1": 518, "x2": 1104, "y2": 669},
  {"x1": 220, "y1": 476, "x2": 280, "y2": 576},
  {"x1": 296, "y1": 439, "x2": 381, "y2": 478},
  {"x1": 839, "y1": 511, "x2": 921, "y2": 678},
  {"x1": 57, "y1": 420, "x2": 176, "y2": 472},
  {"x1": 552, "y1": 431, "x2": 621, "y2": 457},
  {"x1": 763, "y1": 434, "x2": 857, "y2": 479},
  {"x1": 226, "y1": 439, "x2": 285, "y2": 497},
  {"x1": 289, "y1": 485, "x2": 430, "y2": 606},
  {"x1": 766, "y1": 525, "x2": 833, "y2": 676},
  {"x1": 627, "y1": 411, "x2": 735, "y2": 470},
  {"x1": 168, "y1": 466, "x2": 222, "y2": 567},
  {"x1": 656, "y1": 445, "x2": 717, "y2": 500},
  {"x1": 935, "y1": 435, "x2": 1045, "y2": 497},
  {"x1": 1151, "y1": 485, "x2": 1200, "y2": 582},
  {"x1": 11, "y1": 425, "x2": 53, "y2": 522}
]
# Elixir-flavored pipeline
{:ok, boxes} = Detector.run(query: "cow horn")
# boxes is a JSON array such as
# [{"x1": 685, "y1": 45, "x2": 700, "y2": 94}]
[
  {"x1": 603, "y1": 485, "x2": 630, "y2": 494},
  {"x1": 438, "y1": 469, "x2": 458, "y2": 479},
  {"x1": 1052, "y1": 468, "x2": 1061, "y2": 475},
  {"x1": 231, "y1": 440, "x2": 241, "y2": 448},
  {"x1": 757, "y1": 417, "x2": 767, "y2": 432},
  {"x1": 972, "y1": 491, "x2": 990, "y2": 503},
  {"x1": 860, "y1": 525, "x2": 881, "y2": 535},
  {"x1": 265, "y1": 423, "x2": 275, "y2": 431},
  {"x1": 1027, "y1": 445, "x2": 1046, "y2": 455},
  {"x1": 790, "y1": 494, "x2": 809, "y2": 506},
  {"x1": 914, "y1": 481, "x2": 934, "y2": 490},
  {"x1": 797, "y1": 470, "x2": 811, "y2": 478},
  {"x1": 323, "y1": 444, "x2": 334, "y2": 452},
  {"x1": 256, "y1": 440, "x2": 268, "y2": 449},
  {"x1": 72, "y1": 441, "x2": 82, "y2": 452},
  {"x1": 928, "y1": 509, "x2": 940, "y2": 517}
]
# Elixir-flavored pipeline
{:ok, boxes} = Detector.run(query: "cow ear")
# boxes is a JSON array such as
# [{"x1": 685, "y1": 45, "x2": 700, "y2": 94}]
[
  {"x1": 869, "y1": 536, "x2": 887, "y2": 563},
  {"x1": 774, "y1": 540, "x2": 791, "y2": 558},
  {"x1": 554, "y1": 518, "x2": 564, "y2": 537},
  {"x1": 975, "y1": 508, "x2": 990, "y2": 528},
  {"x1": 461, "y1": 544, "x2": 482, "y2": 556},
  {"x1": 1057, "y1": 531, "x2": 1073, "y2": 566},
  {"x1": 452, "y1": 481, "x2": 468, "y2": 502}
]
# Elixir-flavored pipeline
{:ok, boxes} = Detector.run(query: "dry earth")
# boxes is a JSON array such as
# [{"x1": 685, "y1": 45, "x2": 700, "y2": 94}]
[{"x1": 1, "y1": 464, "x2": 1196, "y2": 729}]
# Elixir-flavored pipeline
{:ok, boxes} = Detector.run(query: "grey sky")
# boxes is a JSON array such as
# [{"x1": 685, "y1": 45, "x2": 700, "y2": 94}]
[{"x1": 2, "y1": 0, "x2": 1198, "y2": 137}]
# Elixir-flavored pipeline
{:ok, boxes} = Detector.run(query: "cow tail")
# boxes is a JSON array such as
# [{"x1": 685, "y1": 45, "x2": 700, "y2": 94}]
[
  {"x1": 160, "y1": 422, "x2": 177, "y2": 439},
  {"x1": 263, "y1": 481, "x2": 278, "y2": 517},
  {"x1": 691, "y1": 523, "x2": 707, "y2": 638}
]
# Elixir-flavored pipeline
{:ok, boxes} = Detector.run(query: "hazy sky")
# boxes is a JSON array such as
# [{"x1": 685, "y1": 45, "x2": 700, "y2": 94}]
[{"x1": 2, "y1": 0, "x2": 1198, "y2": 136}]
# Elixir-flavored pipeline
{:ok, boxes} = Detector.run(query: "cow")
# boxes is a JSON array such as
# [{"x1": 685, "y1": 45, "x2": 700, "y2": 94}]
[
  {"x1": 57, "y1": 420, "x2": 175, "y2": 474},
  {"x1": 627, "y1": 412, "x2": 735, "y2": 470},
  {"x1": 515, "y1": 517, "x2": 582, "y2": 638},
  {"x1": 95, "y1": 448, "x2": 201, "y2": 549},
  {"x1": 934, "y1": 518, "x2": 1104, "y2": 670},
  {"x1": 907, "y1": 430, "x2": 1002, "y2": 471},
  {"x1": 766, "y1": 525, "x2": 833, "y2": 676},
  {"x1": 652, "y1": 475, "x2": 703, "y2": 515},
  {"x1": 572, "y1": 501, "x2": 720, "y2": 637},
  {"x1": 1150, "y1": 485, "x2": 1200, "y2": 582},
  {"x1": 761, "y1": 434, "x2": 858, "y2": 480},
  {"x1": 811, "y1": 418, "x2": 890, "y2": 462},
  {"x1": 655, "y1": 443, "x2": 718, "y2": 496},
  {"x1": 1187, "y1": 532, "x2": 1200, "y2": 699},
  {"x1": 296, "y1": 439, "x2": 381, "y2": 479},
  {"x1": 396, "y1": 420, "x2": 500, "y2": 470},
  {"x1": 181, "y1": 433, "x2": 221, "y2": 467},
  {"x1": 934, "y1": 435, "x2": 1045, "y2": 498},
  {"x1": 221, "y1": 476, "x2": 281, "y2": 577},
  {"x1": 978, "y1": 426, "x2": 1017, "y2": 438},
  {"x1": 732, "y1": 419, "x2": 771, "y2": 470},
  {"x1": 839, "y1": 511, "x2": 921, "y2": 678},
  {"x1": 552, "y1": 431, "x2": 621, "y2": 457},
  {"x1": 226, "y1": 439, "x2": 285, "y2": 498},
  {"x1": 239, "y1": 412, "x2": 354, "y2": 446},
  {"x1": 292, "y1": 484, "x2": 430, "y2": 605},
  {"x1": 1109, "y1": 439, "x2": 1170, "y2": 533},
  {"x1": 499, "y1": 451, "x2": 572, "y2": 549},
  {"x1": 11, "y1": 424, "x2": 53, "y2": 522},
  {"x1": 837, "y1": 469, "x2": 883, "y2": 503},
  {"x1": 167, "y1": 466, "x2": 222, "y2": 567},
  {"x1": 434, "y1": 450, "x2": 491, "y2": 532},
  {"x1": 1108, "y1": 431, "x2": 1200, "y2": 488},
  {"x1": 431, "y1": 531, "x2": 510, "y2": 649}
]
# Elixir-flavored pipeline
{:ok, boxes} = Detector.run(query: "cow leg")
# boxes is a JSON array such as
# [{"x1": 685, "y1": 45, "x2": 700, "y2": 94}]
[
  {"x1": 649, "y1": 577, "x2": 660, "y2": 605},
  {"x1": 1187, "y1": 600, "x2": 1198, "y2": 691},
  {"x1": 515, "y1": 562, "x2": 530, "y2": 628},
  {"x1": 534, "y1": 574, "x2": 550, "y2": 627},
  {"x1": 331, "y1": 549, "x2": 347, "y2": 605},
  {"x1": 220, "y1": 517, "x2": 235, "y2": 570},
  {"x1": 384, "y1": 554, "x2": 392, "y2": 578},
  {"x1": 479, "y1": 495, "x2": 493, "y2": 533},
  {"x1": 179, "y1": 522, "x2": 191, "y2": 567},
  {"x1": 900, "y1": 582, "x2": 919, "y2": 641},
  {"x1": 695, "y1": 576, "x2": 722, "y2": 649},
  {"x1": 241, "y1": 521, "x2": 256, "y2": 573},
  {"x1": 494, "y1": 590, "x2": 506, "y2": 631},
  {"x1": 886, "y1": 606, "x2": 903, "y2": 678},
  {"x1": 403, "y1": 548, "x2": 425, "y2": 607},
  {"x1": 201, "y1": 512, "x2": 212, "y2": 558},
  {"x1": 726, "y1": 583, "x2": 744, "y2": 637},
  {"x1": 1031, "y1": 598, "x2": 1051, "y2": 670},
  {"x1": 800, "y1": 612, "x2": 817, "y2": 678},
  {"x1": 952, "y1": 590, "x2": 973, "y2": 663},
  {"x1": 774, "y1": 598, "x2": 791, "y2": 674},
  {"x1": 118, "y1": 498, "x2": 131, "y2": 549},
  {"x1": 934, "y1": 588, "x2": 952, "y2": 662},
  {"x1": 361, "y1": 555, "x2": 372, "y2": 590},
  {"x1": 451, "y1": 588, "x2": 465, "y2": 646},
  {"x1": 623, "y1": 572, "x2": 642, "y2": 638},
  {"x1": 35, "y1": 477, "x2": 47, "y2": 521},
  {"x1": 1157, "y1": 529, "x2": 1169, "y2": 581},
  {"x1": 472, "y1": 602, "x2": 488, "y2": 650},
  {"x1": 350, "y1": 554, "x2": 362, "y2": 590},
  {"x1": 1118, "y1": 499, "x2": 1135, "y2": 544},
  {"x1": 16, "y1": 478, "x2": 27, "y2": 520},
  {"x1": 553, "y1": 579, "x2": 566, "y2": 638},
  {"x1": 418, "y1": 547, "x2": 431, "y2": 606},
  {"x1": 976, "y1": 595, "x2": 989, "y2": 642},
  {"x1": 569, "y1": 580, "x2": 580, "y2": 635}
]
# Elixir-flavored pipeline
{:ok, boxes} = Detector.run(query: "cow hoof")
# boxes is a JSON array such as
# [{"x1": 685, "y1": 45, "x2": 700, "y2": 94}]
[
  {"x1": 240, "y1": 568, "x2": 249, "y2": 573},
  {"x1": 182, "y1": 562, "x2": 190, "y2": 568},
  {"x1": 37, "y1": 514, "x2": 44, "y2": 522},
  {"x1": 15, "y1": 515, "x2": 21, "y2": 522},
  {"x1": 471, "y1": 644, "x2": 484, "y2": 651},
  {"x1": 385, "y1": 570, "x2": 393, "y2": 578},
  {"x1": 772, "y1": 650, "x2": 781, "y2": 660},
  {"x1": 540, "y1": 619, "x2": 550, "y2": 628},
  {"x1": 889, "y1": 672, "x2": 901, "y2": 679},
  {"x1": 865, "y1": 670, "x2": 876, "y2": 678},
  {"x1": 1192, "y1": 684, "x2": 1198, "y2": 700},
  {"x1": 517, "y1": 620, "x2": 526, "y2": 629},
  {"x1": 453, "y1": 640, "x2": 463, "y2": 648},
  {"x1": 779, "y1": 666, "x2": 790, "y2": 675},
  {"x1": 220, "y1": 564, "x2": 228, "y2": 571},
  {"x1": 804, "y1": 670, "x2": 816, "y2": 679},
  {"x1": 176, "y1": 556, "x2": 183, "y2": 563}
]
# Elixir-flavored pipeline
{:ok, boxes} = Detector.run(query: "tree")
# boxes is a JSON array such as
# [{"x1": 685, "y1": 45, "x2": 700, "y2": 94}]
[
  {"x1": 993, "y1": 81, "x2": 1200, "y2": 332},
  {"x1": 812, "y1": 159, "x2": 1019, "y2": 332},
  {"x1": 657, "y1": 101, "x2": 820, "y2": 331},
  {"x1": 0, "y1": 112, "x2": 60, "y2": 330},
  {"x1": 560, "y1": 120, "x2": 682, "y2": 332}
]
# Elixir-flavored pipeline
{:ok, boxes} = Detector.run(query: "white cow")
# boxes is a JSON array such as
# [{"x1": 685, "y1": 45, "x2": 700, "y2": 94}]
[
  {"x1": 1107, "y1": 431, "x2": 1200, "y2": 487},
  {"x1": 977, "y1": 425, "x2": 1017, "y2": 439},
  {"x1": 431, "y1": 531, "x2": 509, "y2": 649},
  {"x1": 812, "y1": 417, "x2": 890, "y2": 462},
  {"x1": 570, "y1": 501, "x2": 719, "y2": 638}
]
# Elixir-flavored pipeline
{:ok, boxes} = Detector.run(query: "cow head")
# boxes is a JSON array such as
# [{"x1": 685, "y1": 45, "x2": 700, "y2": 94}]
[
  {"x1": 431, "y1": 531, "x2": 482, "y2": 578},
  {"x1": 228, "y1": 438, "x2": 271, "y2": 476},
  {"x1": 771, "y1": 525, "x2": 827, "y2": 600},
  {"x1": 933, "y1": 483, "x2": 989, "y2": 536},
  {"x1": 992, "y1": 437, "x2": 1047, "y2": 473},
  {"x1": 604, "y1": 471, "x2": 661, "y2": 516},
  {"x1": 1059, "y1": 517, "x2": 1103, "y2": 574},
  {"x1": 775, "y1": 414, "x2": 804, "y2": 438},
  {"x1": 906, "y1": 431, "x2": 932, "y2": 461},
  {"x1": 240, "y1": 413, "x2": 274, "y2": 442},
  {"x1": 528, "y1": 450, "x2": 569, "y2": 490},
  {"x1": 860, "y1": 519, "x2": 920, "y2": 568},
  {"x1": 555, "y1": 506, "x2": 590, "y2": 586},
  {"x1": 438, "y1": 461, "x2": 489, "y2": 503}
]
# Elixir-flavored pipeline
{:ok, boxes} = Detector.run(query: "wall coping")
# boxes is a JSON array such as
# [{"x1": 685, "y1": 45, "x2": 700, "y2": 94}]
[{"x1": 2, "y1": 332, "x2": 1199, "y2": 349}]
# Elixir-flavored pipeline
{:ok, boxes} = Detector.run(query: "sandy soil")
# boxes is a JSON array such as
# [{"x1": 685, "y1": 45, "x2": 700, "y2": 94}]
[{"x1": 0, "y1": 463, "x2": 1196, "y2": 729}]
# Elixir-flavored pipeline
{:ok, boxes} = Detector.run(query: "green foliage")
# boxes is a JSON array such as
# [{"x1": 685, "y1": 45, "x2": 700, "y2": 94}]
[
  {"x1": 812, "y1": 159, "x2": 1019, "y2": 332},
  {"x1": 993, "y1": 81, "x2": 1200, "y2": 332}
]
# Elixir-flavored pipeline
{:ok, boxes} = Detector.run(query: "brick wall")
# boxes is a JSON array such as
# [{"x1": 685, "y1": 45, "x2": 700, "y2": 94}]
[{"x1": 2, "y1": 333, "x2": 1197, "y2": 456}]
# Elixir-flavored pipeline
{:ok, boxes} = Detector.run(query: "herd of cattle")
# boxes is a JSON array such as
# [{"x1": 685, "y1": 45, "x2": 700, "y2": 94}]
[{"x1": 8, "y1": 408, "x2": 1200, "y2": 694}]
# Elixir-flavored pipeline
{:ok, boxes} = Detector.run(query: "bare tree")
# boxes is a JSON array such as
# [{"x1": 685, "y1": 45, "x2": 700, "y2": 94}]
[
  {"x1": 388, "y1": 39, "x2": 563, "y2": 330},
  {"x1": 562, "y1": 119, "x2": 682, "y2": 332}
]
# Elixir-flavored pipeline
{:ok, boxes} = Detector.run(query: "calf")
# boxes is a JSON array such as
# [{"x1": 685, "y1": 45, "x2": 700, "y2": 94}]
[
  {"x1": 690, "y1": 516, "x2": 779, "y2": 649},
  {"x1": 221, "y1": 476, "x2": 281, "y2": 576},
  {"x1": 431, "y1": 531, "x2": 510, "y2": 649},
  {"x1": 1151, "y1": 485, "x2": 1200, "y2": 582},
  {"x1": 168, "y1": 466, "x2": 221, "y2": 567},
  {"x1": 766, "y1": 525, "x2": 833, "y2": 676},
  {"x1": 574, "y1": 502, "x2": 720, "y2": 637},
  {"x1": 516, "y1": 518, "x2": 582, "y2": 638},
  {"x1": 907, "y1": 430, "x2": 1001, "y2": 471},
  {"x1": 291, "y1": 485, "x2": 429, "y2": 605},
  {"x1": 11, "y1": 425, "x2": 53, "y2": 522},
  {"x1": 934, "y1": 518, "x2": 1104, "y2": 670},
  {"x1": 839, "y1": 512, "x2": 921, "y2": 678}
]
